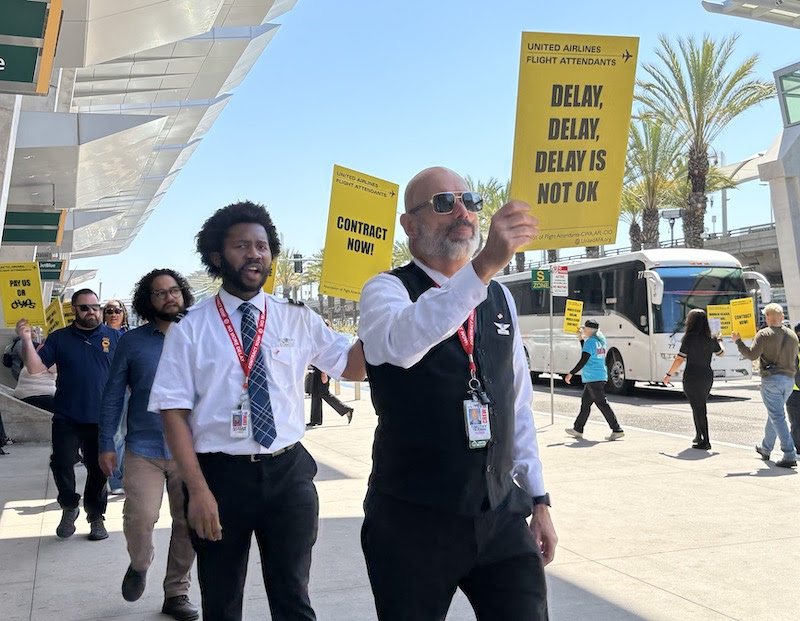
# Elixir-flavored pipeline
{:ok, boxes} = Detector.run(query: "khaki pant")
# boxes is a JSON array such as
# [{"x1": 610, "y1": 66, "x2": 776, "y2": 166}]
[{"x1": 123, "y1": 449, "x2": 195, "y2": 598}]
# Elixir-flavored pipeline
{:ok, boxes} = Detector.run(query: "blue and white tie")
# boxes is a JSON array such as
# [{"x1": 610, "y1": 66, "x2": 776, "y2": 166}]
[{"x1": 239, "y1": 302, "x2": 276, "y2": 448}]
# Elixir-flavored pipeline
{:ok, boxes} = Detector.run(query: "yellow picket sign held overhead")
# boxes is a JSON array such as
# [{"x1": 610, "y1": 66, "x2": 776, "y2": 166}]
[
  {"x1": 263, "y1": 264, "x2": 277, "y2": 295},
  {"x1": 320, "y1": 165, "x2": 398, "y2": 302},
  {"x1": 563, "y1": 299, "x2": 584, "y2": 333},
  {"x1": 44, "y1": 298, "x2": 65, "y2": 334},
  {"x1": 0, "y1": 262, "x2": 46, "y2": 327},
  {"x1": 510, "y1": 32, "x2": 639, "y2": 250},
  {"x1": 706, "y1": 304, "x2": 732, "y2": 337},
  {"x1": 62, "y1": 300, "x2": 75, "y2": 325},
  {"x1": 730, "y1": 297, "x2": 757, "y2": 340}
]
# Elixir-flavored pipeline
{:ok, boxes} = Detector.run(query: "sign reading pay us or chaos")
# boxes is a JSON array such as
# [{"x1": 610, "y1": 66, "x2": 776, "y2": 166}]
[
  {"x1": 0, "y1": 262, "x2": 46, "y2": 327},
  {"x1": 510, "y1": 32, "x2": 639, "y2": 250},
  {"x1": 320, "y1": 165, "x2": 398, "y2": 302}
]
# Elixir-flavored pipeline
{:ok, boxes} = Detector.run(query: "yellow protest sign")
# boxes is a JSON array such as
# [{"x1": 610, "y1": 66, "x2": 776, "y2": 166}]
[
  {"x1": 563, "y1": 299, "x2": 584, "y2": 333},
  {"x1": 263, "y1": 264, "x2": 277, "y2": 295},
  {"x1": 45, "y1": 298, "x2": 65, "y2": 334},
  {"x1": 510, "y1": 32, "x2": 639, "y2": 250},
  {"x1": 62, "y1": 301, "x2": 75, "y2": 325},
  {"x1": 0, "y1": 262, "x2": 46, "y2": 327},
  {"x1": 706, "y1": 304, "x2": 732, "y2": 337},
  {"x1": 730, "y1": 297, "x2": 757, "y2": 340},
  {"x1": 320, "y1": 165, "x2": 398, "y2": 301}
]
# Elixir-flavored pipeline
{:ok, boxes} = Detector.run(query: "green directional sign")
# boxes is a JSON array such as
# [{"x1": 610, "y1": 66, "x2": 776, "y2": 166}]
[
  {"x1": 0, "y1": 44, "x2": 39, "y2": 84},
  {"x1": 531, "y1": 268, "x2": 550, "y2": 290},
  {"x1": 0, "y1": 0, "x2": 48, "y2": 39},
  {"x1": 39, "y1": 260, "x2": 64, "y2": 281}
]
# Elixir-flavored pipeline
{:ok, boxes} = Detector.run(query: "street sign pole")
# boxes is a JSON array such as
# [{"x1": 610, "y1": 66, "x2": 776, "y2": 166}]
[{"x1": 549, "y1": 284, "x2": 554, "y2": 425}]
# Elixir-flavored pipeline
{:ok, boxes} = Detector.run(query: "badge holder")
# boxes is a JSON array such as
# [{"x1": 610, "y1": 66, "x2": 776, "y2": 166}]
[
  {"x1": 230, "y1": 386, "x2": 252, "y2": 438},
  {"x1": 463, "y1": 375, "x2": 492, "y2": 449}
]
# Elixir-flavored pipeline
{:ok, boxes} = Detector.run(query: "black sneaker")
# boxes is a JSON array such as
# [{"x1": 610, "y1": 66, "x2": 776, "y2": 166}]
[
  {"x1": 121, "y1": 564, "x2": 147, "y2": 602},
  {"x1": 755, "y1": 445, "x2": 770, "y2": 461},
  {"x1": 162, "y1": 595, "x2": 200, "y2": 620},
  {"x1": 776, "y1": 459, "x2": 797, "y2": 469},
  {"x1": 56, "y1": 508, "x2": 79, "y2": 538},
  {"x1": 88, "y1": 518, "x2": 108, "y2": 541}
]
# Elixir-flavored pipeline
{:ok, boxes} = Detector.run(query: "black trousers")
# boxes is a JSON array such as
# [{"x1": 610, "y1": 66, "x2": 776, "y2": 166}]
[
  {"x1": 190, "y1": 445, "x2": 319, "y2": 621},
  {"x1": 786, "y1": 390, "x2": 800, "y2": 452},
  {"x1": 361, "y1": 490, "x2": 548, "y2": 621},
  {"x1": 50, "y1": 417, "x2": 108, "y2": 520},
  {"x1": 683, "y1": 372, "x2": 713, "y2": 443},
  {"x1": 573, "y1": 381, "x2": 622, "y2": 433},
  {"x1": 309, "y1": 391, "x2": 350, "y2": 425}
]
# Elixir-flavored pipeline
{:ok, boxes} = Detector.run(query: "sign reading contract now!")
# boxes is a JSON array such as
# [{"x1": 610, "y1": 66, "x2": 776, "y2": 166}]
[
  {"x1": 730, "y1": 297, "x2": 757, "y2": 340},
  {"x1": 320, "y1": 165, "x2": 398, "y2": 302},
  {"x1": 510, "y1": 32, "x2": 638, "y2": 250}
]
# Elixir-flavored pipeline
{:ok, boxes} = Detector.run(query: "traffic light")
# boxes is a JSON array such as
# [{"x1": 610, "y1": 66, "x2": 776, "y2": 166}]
[{"x1": 293, "y1": 253, "x2": 303, "y2": 273}]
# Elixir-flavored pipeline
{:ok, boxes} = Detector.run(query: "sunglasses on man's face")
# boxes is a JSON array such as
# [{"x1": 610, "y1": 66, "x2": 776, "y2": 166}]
[
  {"x1": 410, "y1": 191, "x2": 483, "y2": 215},
  {"x1": 77, "y1": 304, "x2": 101, "y2": 312},
  {"x1": 104, "y1": 308, "x2": 123, "y2": 315}
]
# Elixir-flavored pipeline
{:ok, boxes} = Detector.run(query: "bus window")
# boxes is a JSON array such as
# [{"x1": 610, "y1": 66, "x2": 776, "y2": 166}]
[{"x1": 653, "y1": 266, "x2": 747, "y2": 334}]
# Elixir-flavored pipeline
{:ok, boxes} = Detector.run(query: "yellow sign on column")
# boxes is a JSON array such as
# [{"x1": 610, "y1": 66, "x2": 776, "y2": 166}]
[
  {"x1": 706, "y1": 304, "x2": 732, "y2": 337},
  {"x1": 510, "y1": 32, "x2": 639, "y2": 250},
  {"x1": 320, "y1": 165, "x2": 398, "y2": 301},
  {"x1": 563, "y1": 299, "x2": 584, "y2": 333},
  {"x1": 44, "y1": 298, "x2": 65, "y2": 334},
  {"x1": 0, "y1": 262, "x2": 46, "y2": 327},
  {"x1": 730, "y1": 297, "x2": 757, "y2": 340}
]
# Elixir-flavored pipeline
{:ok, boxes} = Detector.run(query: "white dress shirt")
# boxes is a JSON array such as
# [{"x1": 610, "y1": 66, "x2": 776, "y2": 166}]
[
  {"x1": 149, "y1": 288, "x2": 352, "y2": 455},
  {"x1": 358, "y1": 259, "x2": 546, "y2": 497}
]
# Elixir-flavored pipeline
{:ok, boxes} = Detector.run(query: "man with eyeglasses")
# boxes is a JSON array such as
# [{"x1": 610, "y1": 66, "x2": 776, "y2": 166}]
[
  {"x1": 358, "y1": 167, "x2": 557, "y2": 620},
  {"x1": 98, "y1": 269, "x2": 199, "y2": 620},
  {"x1": 148, "y1": 201, "x2": 366, "y2": 621},
  {"x1": 16, "y1": 288, "x2": 122, "y2": 541}
]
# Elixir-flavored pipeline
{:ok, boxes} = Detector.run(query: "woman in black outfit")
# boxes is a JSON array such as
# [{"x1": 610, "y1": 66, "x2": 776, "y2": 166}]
[
  {"x1": 663, "y1": 308, "x2": 724, "y2": 450},
  {"x1": 306, "y1": 366, "x2": 354, "y2": 428}
]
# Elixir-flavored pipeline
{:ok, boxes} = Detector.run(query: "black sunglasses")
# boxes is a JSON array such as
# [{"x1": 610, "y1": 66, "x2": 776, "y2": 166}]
[
  {"x1": 410, "y1": 191, "x2": 483, "y2": 215},
  {"x1": 77, "y1": 304, "x2": 101, "y2": 312},
  {"x1": 104, "y1": 308, "x2": 123, "y2": 315}
]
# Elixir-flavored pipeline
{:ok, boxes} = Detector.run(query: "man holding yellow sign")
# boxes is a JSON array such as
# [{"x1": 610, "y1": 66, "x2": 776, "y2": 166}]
[{"x1": 733, "y1": 303, "x2": 798, "y2": 468}]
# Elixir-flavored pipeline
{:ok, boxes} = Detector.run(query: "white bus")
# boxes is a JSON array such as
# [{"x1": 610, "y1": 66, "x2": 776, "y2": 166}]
[{"x1": 498, "y1": 249, "x2": 772, "y2": 394}]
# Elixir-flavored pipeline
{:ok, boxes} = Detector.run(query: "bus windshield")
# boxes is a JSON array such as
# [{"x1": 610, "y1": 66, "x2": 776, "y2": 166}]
[{"x1": 653, "y1": 266, "x2": 747, "y2": 334}]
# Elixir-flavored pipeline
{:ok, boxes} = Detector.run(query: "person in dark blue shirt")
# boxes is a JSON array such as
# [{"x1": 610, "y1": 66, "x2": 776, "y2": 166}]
[
  {"x1": 98, "y1": 269, "x2": 199, "y2": 621},
  {"x1": 16, "y1": 288, "x2": 121, "y2": 541}
]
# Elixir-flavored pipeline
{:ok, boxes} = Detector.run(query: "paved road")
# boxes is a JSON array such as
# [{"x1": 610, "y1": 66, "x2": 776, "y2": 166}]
[{"x1": 532, "y1": 376, "x2": 773, "y2": 447}]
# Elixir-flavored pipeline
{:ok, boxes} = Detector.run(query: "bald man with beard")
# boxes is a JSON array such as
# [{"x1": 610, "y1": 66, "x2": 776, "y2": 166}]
[{"x1": 358, "y1": 167, "x2": 557, "y2": 621}]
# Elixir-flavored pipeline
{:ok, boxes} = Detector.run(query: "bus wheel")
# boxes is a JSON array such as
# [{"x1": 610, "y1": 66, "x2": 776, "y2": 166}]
[{"x1": 606, "y1": 350, "x2": 633, "y2": 395}]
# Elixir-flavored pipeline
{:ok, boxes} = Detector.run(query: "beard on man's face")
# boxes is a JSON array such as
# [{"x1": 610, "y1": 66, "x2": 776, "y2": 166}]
[
  {"x1": 220, "y1": 255, "x2": 268, "y2": 293},
  {"x1": 74, "y1": 314, "x2": 100, "y2": 329},
  {"x1": 414, "y1": 218, "x2": 481, "y2": 261}
]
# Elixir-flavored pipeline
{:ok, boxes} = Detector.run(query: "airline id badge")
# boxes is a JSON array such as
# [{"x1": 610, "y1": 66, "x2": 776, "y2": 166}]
[
  {"x1": 463, "y1": 399, "x2": 491, "y2": 449},
  {"x1": 230, "y1": 401, "x2": 251, "y2": 439}
]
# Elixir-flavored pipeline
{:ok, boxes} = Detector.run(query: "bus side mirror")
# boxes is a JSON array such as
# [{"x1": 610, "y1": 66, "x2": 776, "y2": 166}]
[
  {"x1": 639, "y1": 270, "x2": 664, "y2": 306},
  {"x1": 743, "y1": 271, "x2": 771, "y2": 304}
]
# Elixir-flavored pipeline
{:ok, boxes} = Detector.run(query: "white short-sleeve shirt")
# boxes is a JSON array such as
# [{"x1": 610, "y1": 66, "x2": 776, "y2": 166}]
[{"x1": 149, "y1": 288, "x2": 352, "y2": 454}]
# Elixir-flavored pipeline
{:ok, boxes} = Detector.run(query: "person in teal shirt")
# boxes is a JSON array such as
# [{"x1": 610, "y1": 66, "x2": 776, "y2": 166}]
[{"x1": 564, "y1": 319, "x2": 624, "y2": 441}]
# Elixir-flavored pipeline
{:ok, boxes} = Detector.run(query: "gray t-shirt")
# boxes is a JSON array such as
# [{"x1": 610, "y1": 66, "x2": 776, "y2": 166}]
[{"x1": 736, "y1": 326, "x2": 799, "y2": 377}]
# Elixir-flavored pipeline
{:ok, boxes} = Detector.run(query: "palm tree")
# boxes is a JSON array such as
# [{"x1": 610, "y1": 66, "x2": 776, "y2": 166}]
[
  {"x1": 392, "y1": 239, "x2": 412, "y2": 268},
  {"x1": 619, "y1": 185, "x2": 644, "y2": 251},
  {"x1": 626, "y1": 118, "x2": 684, "y2": 248},
  {"x1": 276, "y1": 241, "x2": 301, "y2": 298},
  {"x1": 636, "y1": 34, "x2": 775, "y2": 248}
]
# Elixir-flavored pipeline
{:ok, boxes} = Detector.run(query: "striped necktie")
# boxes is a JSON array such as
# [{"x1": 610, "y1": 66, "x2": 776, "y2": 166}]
[{"x1": 239, "y1": 302, "x2": 276, "y2": 448}]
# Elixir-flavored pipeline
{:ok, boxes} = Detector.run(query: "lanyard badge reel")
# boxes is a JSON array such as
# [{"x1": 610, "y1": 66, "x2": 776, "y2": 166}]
[{"x1": 459, "y1": 310, "x2": 492, "y2": 449}]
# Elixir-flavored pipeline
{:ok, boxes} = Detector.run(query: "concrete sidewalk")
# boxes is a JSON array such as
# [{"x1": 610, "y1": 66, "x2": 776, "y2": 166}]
[{"x1": 2, "y1": 386, "x2": 798, "y2": 620}]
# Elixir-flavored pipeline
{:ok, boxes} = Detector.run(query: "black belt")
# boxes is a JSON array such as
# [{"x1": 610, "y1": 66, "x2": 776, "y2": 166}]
[{"x1": 203, "y1": 443, "x2": 298, "y2": 463}]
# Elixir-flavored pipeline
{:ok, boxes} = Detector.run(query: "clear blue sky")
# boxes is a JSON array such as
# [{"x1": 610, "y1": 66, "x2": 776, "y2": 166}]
[{"x1": 74, "y1": 0, "x2": 800, "y2": 300}]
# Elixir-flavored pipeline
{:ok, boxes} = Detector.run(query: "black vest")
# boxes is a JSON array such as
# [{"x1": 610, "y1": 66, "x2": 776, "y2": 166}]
[{"x1": 366, "y1": 263, "x2": 530, "y2": 516}]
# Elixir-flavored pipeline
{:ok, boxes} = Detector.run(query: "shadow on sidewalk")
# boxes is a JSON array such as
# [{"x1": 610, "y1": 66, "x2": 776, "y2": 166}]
[
  {"x1": 659, "y1": 448, "x2": 719, "y2": 461},
  {"x1": 724, "y1": 465, "x2": 797, "y2": 478}
]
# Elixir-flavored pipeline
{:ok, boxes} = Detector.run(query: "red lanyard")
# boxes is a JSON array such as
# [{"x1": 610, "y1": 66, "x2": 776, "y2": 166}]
[
  {"x1": 432, "y1": 279, "x2": 478, "y2": 374},
  {"x1": 215, "y1": 294, "x2": 267, "y2": 389},
  {"x1": 457, "y1": 310, "x2": 477, "y2": 373}
]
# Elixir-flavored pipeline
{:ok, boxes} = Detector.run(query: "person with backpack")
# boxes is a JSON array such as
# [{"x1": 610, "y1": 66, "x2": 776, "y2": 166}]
[{"x1": 733, "y1": 303, "x2": 798, "y2": 468}]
